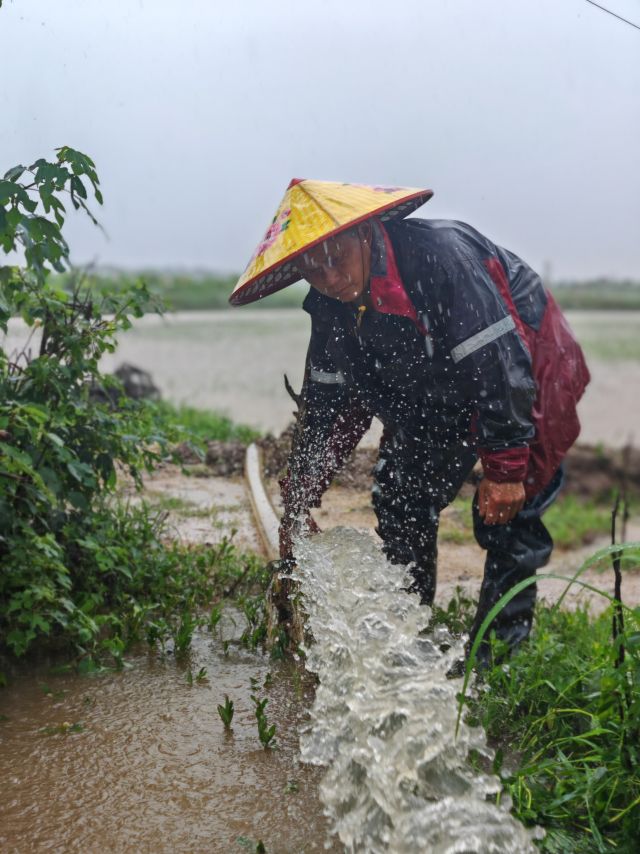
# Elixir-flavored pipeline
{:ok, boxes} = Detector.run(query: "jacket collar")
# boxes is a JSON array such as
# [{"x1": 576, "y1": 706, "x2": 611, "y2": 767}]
[{"x1": 369, "y1": 218, "x2": 425, "y2": 333}]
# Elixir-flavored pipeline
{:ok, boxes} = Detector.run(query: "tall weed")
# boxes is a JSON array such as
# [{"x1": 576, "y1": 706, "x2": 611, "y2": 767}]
[{"x1": 459, "y1": 547, "x2": 640, "y2": 851}]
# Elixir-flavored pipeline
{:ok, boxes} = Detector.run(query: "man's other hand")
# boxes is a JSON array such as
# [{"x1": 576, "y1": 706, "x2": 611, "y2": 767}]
[
  {"x1": 279, "y1": 510, "x2": 321, "y2": 560},
  {"x1": 478, "y1": 479, "x2": 525, "y2": 525}
]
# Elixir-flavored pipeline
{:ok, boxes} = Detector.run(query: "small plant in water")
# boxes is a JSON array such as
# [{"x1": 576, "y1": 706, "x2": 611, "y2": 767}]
[
  {"x1": 252, "y1": 694, "x2": 276, "y2": 749},
  {"x1": 217, "y1": 695, "x2": 234, "y2": 730},
  {"x1": 269, "y1": 628, "x2": 289, "y2": 661},
  {"x1": 236, "y1": 838, "x2": 267, "y2": 853},
  {"x1": 187, "y1": 666, "x2": 208, "y2": 686},
  {"x1": 240, "y1": 595, "x2": 267, "y2": 648},
  {"x1": 173, "y1": 610, "x2": 197, "y2": 656},
  {"x1": 209, "y1": 604, "x2": 222, "y2": 632},
  {"x1": 39, "y1": 683, "x2": 66, "y2": 700},
  {"x1": 39, "y1": 721, "x2": 84, "y2": 736}
]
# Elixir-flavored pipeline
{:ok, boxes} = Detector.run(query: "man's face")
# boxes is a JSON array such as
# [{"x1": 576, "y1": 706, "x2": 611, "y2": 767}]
[{"x1": 295, "y1": 231, "x2": 368, "y2": 303}]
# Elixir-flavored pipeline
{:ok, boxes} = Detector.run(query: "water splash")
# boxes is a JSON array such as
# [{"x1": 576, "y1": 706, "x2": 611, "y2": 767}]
[{"x1": 296, "y1": 528, "x2": 539, "y2": 852}]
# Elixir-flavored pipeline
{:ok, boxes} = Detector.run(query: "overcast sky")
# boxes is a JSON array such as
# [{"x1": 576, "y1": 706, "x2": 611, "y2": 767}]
[{"x1": 1, "y1": 0, "x2": 639, "y2": 280}]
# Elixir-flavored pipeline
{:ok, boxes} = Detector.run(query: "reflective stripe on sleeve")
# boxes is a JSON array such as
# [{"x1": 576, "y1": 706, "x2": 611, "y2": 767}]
[
  {"x1": 310, "y1": 368, "x2": 345, "y2": 385},
  {"x1": 450, "y1": 316, "x2": 516, "y2": 364}
]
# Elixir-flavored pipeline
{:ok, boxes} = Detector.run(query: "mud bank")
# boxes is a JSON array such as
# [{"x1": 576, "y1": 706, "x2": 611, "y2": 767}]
[
  {"x1": 199, "y1": 434, "x2": 640, "y2": 501},
  {"x1": 138, "y1": 457, "x2": 640, "y2": 615}
]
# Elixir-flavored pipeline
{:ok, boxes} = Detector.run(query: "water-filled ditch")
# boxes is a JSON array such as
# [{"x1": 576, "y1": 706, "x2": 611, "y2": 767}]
[{"x1": 0, "y1": 611, "x2": 338, "y2": 853}]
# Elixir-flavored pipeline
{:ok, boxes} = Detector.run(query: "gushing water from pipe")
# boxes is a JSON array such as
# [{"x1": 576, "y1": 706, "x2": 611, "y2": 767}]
[{"x1": 296, "y1": 528, "x2": 540, "y2": 852}]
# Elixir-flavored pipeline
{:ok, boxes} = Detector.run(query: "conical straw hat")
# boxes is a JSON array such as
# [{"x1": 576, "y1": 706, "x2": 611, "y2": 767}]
[{"x1": 229, "y1": 178, "x2": 433, "y2": 306}]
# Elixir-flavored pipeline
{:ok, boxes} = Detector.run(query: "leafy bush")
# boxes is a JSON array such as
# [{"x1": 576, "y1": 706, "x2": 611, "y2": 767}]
[
  {"x1": 0, "y1": 148, "x2": 166, "y2": 657},
  {"x1": 0, "y1": 147, "x2": 267, "y2": 666},
  {"x1": 2, "y1": 500, "x2": 265, "y2": 665}
]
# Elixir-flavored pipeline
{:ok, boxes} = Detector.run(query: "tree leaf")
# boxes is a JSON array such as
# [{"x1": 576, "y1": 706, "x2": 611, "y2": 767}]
[
  {"x1": 3, "y1": 165, "x2": 25, "y2": 182},
  {"x1": 71, "y1": 176, "x2": 87, "y2": 200}
]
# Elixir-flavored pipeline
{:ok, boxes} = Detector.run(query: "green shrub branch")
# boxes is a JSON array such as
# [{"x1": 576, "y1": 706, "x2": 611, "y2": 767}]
[{"x1": 0, "y1": 148, "x2": 265, "y2": 667}]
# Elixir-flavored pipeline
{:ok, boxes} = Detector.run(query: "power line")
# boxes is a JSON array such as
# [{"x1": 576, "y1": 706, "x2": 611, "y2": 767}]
[{"x1": 584, "y1": 0, "x2": 640, "y2": 31}]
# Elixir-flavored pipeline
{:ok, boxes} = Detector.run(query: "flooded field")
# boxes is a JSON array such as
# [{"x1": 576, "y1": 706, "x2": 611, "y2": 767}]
[
  {"x1": 98, "y1": 309, "x2": 640, "y2": 447},
  {"x1": 4, "y1": 308, "x2": 639, "y2": 446},
  {"x1": 103, "y1": 310, "x2": 311, "y2": 436}
]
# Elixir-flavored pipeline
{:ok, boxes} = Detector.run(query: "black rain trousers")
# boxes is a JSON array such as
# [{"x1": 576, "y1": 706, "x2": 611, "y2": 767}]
[{"x1": 372, "y1": 427, "x2": 562, "y2": 659}]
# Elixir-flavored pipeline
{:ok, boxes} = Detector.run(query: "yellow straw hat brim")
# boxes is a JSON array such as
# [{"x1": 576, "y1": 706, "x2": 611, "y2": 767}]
[{"x1": 229, "y1": 179, "x2": 433, "y2": 306}]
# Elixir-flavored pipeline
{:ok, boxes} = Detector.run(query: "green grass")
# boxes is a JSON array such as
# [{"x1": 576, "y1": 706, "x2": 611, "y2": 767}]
[
  {"x1": 544, "y1": 496, "x2": 612, "y2": 549},
  {"x1": 54, "y1": 269, "x2": 307, "y2": 311},
  {"x1": 144, "y1": 494, "x2": 200, "y2": 514},
  {"x1": 151, "y1": 400, "x2": 261, "y2": 445},
  {"x1": 432, "y1": 576, "x2": 640, "y2": 851},
  {"x1": 57, "y1": 270, "x2": 640, "y2": 313},
  {"x1": 439, "y1": 497, "x2": 475, "y2": 544},
  {"x1": 567, "y1": 320, "x2": 640, "y2": 362},
  {"x1": 464, "y1": 602, "x2": 640, "y2": 852},
  {"x1": 143, "y1": 493, "x2": 219, "y2": 518},
  {"x1": 551, "y1": 279, "x2": 640, "y2": 311},
  {"x1": 56, "y1": 270, "x2": 640, "y2": 313}
]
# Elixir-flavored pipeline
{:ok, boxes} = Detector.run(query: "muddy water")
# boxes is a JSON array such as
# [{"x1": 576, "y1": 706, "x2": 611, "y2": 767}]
[
  {"x1": 0, "y1": 616, "x2": 340, "y2": 854},
  {"x1": 103, "y1": 310, "x2": 311, "y2": 436}
]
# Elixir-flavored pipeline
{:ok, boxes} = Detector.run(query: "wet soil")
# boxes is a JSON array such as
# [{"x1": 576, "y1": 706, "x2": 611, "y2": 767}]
[
  {"x1": 130, "y1": 462, "x2": 264, "y2": 554},
  {"x1": 195, "y1": 432, "x2": 640, "y2": 502},
  {"x1": 138, "y1": 455, "x2": 640, "y2": 616},
  {"x1": 3, "y1": 436, "x2": 639, "y2": 852},
  {"x1": 264, "y1": 481, "x2": 640, "y2": 615},
  {"x1": 0, "y1": 468, "x2": 337, "y2": 854},
  {"x1": 166, "y1": 423, "x2": 640, "y2": 614},
  {"x1": 3, "y1": 462, "x2": 638, "y2": 854}
]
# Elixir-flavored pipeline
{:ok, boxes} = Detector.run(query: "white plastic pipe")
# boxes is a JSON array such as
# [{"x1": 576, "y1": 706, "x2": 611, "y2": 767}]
[{"x1": 244, "y1": 443, "x2": 280, "y2": 560}]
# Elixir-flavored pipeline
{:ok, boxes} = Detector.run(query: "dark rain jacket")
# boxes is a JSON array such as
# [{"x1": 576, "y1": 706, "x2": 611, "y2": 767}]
[{"x1": 281, "y1": 217, "x2": 590, "y2": 513}]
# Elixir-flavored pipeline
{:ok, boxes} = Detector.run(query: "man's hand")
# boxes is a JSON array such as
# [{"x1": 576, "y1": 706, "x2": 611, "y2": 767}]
[
  {"x1": 279, "y1": 509, "x2": 321, "y2": 560},
  {"x1": 478, "y1": 479, "x2": 525, "y2": 525}
]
